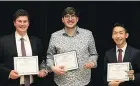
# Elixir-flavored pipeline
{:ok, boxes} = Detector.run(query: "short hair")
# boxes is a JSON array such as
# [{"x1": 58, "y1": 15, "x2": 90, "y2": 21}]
[
  {"x1": 62, "y1": 7, "x2": 79, "y2": 17},
  {"x1": 113, "y1": 22, "x2": 128, "y2": 33},
  {"x1": 13, "y1": 9, "x2": 30, "y2": 21}
]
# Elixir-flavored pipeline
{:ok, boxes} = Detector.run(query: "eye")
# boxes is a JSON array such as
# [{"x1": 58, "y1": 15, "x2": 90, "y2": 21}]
[
  {"x1": 120, "y1": 32, "x2": 123, "y2": 34},
  {"x1": 64, "y1": 15, "x2": 70, "y2": 19},
  {"x1": 24, "y1": 20, "x2": 28, "y2": 23},
  {"x1": 71, "y1": 15, "x2": 76, "y2": 18},
  {"x1": 17, "y1": 20, "x2": 22, "y2": 23},
  {"x1": 113, "y1": 32, "x2": 117, "y2": 35}
]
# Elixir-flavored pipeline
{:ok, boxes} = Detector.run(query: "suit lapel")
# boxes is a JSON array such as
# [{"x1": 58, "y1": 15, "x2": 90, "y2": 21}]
[
  {"x1": 123, "y1": 45, "x2": 131, "y2": 62},
  {"x1": 11, "y1": 33, "x2": 18, "y2": 56},
  {"x1": 110, "y1": 48, "x2": 118, "y2": 63},
  {"x1": 29, "y1": 36, "x2": 36, "y2": 56}
]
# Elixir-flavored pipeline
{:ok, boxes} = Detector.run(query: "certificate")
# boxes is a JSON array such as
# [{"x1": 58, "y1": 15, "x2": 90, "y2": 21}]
[
  {"x1": 107, "y1": 62, "x2": 130, "y2": 82},
  {"x1": 14, "y1": 56, "x2": 39, "y2": 75},
  {"x1": 53, "y1": 51, "x2": 78, "y2": 71}
]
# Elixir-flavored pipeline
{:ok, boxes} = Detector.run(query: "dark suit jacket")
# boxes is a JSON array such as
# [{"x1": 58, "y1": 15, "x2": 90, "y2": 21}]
[
  {"x1": 104, "y1": 45, "x2": 140, "y2": 86},
  {"x1": 0, "y1": 33, "x2": 45, "y2": 86}
]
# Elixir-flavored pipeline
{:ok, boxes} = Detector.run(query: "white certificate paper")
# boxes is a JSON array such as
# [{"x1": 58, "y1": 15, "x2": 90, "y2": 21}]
[
  {"x1": 53, "y1": 51, "x2": 78, "y2": 71},
  {"x1": 107, "y1": 62, "x2": 130, "y2": 82},
  {"x1": 14, "y1": 56, "x2": 39, "y2": 75}
]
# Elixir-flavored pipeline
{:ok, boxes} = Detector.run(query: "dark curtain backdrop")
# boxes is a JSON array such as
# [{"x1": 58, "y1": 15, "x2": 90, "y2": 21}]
[{"x1": 0, "y1": 1, "x2": 140, "y2": 86}]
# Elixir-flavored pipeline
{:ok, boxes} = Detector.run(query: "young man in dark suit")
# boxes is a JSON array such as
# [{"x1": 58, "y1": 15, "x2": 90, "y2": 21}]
[
  {"x1": 104, "y1": 23, "x2": 140, "y2": 86},
  {"x1": 0, "y1": 9, "x2": 47, "y2": 86}
]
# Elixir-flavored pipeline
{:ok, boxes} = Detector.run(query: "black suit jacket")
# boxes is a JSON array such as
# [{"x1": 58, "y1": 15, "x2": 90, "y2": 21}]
[
  {"x1": 0, "y1": 33, "x2": 45, "y2": 86},
  {"x1": 104, "y1": 45, "x2": 140, "y2": 86}
]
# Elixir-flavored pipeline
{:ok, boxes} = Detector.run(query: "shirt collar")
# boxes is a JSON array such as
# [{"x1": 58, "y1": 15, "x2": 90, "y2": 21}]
[
  {"x1": 116, "y1": 43, "x2": 127, "y2": 53},
  {"x1": 62, "y1": 26, "x2": 80, "y2": 37},
  {"x1": 15, "y1": 31, "x2": 28, "y2": 41}
]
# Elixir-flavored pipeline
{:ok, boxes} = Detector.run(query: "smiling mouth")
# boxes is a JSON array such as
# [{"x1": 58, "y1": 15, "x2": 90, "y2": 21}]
[
  {"x1": 68, "y1": 23, "x2": 73, "y2": 25},
  {"x1": 19, "y1": 26, "x2": 26, "y2": 28},
  {"x1": 20, "y1": 27, "x2": 24, "y2": 28}
]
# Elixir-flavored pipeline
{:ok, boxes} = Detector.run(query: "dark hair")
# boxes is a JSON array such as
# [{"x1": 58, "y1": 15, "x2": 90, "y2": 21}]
[
  {"x1": 62, "y1": 7, "x2": 79, "y2": 17},
  {"x1": 113, "y1": 22, "x2": 128, "y2": 33},
  {"x1": 13, "y1": 9, "x2": 30, "y2": 21}
]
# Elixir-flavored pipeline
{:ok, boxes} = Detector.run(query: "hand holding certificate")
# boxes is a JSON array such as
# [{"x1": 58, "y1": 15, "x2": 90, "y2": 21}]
[
  {"x1": 14, "y1": 56, "x2": 39, "y2": 75},
  {"x1": 53, "y1": 51, "x2": 78, "y2": 71},
  {"x1": 107, "y1": 62, "x2": 130, "y2": 82}
]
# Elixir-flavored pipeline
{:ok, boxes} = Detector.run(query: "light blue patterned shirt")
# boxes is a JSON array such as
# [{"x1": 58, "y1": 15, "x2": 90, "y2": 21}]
[{"x1": 47, "y1": 26, "x2": 98, "y2": 86}]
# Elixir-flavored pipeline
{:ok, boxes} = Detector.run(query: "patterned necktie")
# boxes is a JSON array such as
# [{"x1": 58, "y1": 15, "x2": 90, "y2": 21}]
[
  {"x1": 20, "y1": 38, "x2": 30, "y2": 86},
  {"x1": 118, "y1": 49, "x2": 123, "y2": 62}
]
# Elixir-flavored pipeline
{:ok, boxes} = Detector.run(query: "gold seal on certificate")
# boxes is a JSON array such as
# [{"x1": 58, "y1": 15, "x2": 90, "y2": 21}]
[
  {"x1": 53, "y1": 51, "x2": 78, "y2": 71},
  {"x1": 107, "y1": 62, "x2": 130, "y2": 82},
  {"x1": 14, "y1": 56, "x2": 39, "y2": 75}
]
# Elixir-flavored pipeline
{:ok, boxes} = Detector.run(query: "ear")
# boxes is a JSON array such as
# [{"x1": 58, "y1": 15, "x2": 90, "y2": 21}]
[
  {"x1": 62, "y1": 17, "x2": 64, "y2": 23},
  {"x1": 77, "y1": 17, "x2": 79, "y2": 22},
  {"x1": 28, "y1": 21, "x2": 30, "y2": 26},
  {"x1": 126, "y1": 33, "x2": 129, "y2": 38},
  {"x1": 13, "y1": 21, "x2": 16, "y2": 26}
]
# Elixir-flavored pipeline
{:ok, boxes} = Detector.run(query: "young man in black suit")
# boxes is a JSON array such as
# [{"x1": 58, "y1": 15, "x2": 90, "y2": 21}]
[
  {"x1": 104, "y1": 23, "x2": 140, "y2": 86},
  {"x1": 0, "y1": 9, "x2": 47, "y2": 86}
]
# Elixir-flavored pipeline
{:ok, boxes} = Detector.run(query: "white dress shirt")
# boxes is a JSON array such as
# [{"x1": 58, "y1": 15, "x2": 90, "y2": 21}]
[
  {"x1": 116, "y1": 43, "x2": 127, "y2": 62},
  {"x1": 15, "y1": 31, "x2": 33, "y2": 84}
]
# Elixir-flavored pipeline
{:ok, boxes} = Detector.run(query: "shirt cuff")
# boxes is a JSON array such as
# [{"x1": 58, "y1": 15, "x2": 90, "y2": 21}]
[{"x1": 91, "y1": 60, "x2": 97, "y2": 68}]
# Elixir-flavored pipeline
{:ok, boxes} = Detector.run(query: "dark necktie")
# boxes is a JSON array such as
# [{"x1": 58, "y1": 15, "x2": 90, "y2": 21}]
[
  {"x1": 20, "y1": 38, "x2": 30, "y2": 86},
  {"x1": 118, "y1": 49, "x2": 123, "y2": 62}
]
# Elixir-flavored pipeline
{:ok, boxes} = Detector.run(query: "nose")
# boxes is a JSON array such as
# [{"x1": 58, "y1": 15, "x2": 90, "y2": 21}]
[
  {"x1": 21, "y1": 22, "x2": 24, "y2": 26},
  {"x1": 116, "y1": 33, "x2": 120, "y2": 38},
  {"x1": 69, "y1": 16, "x2": 72, "y2": 20}
]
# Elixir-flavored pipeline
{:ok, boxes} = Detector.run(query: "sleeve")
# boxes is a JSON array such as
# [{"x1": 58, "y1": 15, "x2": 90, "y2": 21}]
[
  {"x1": 0, "y1": 39, "x2": 11, "y2": 79},
  {"x1": 37, "y1": 38, "x2": 46, "y2": 70},
  {"x1": 46, "y1": 34, "x2": 56, "y2": 71},
  {"x1": 88, "y1": 32, "x2": 98, "y2": 67},
  {"x1": 133, "y1": 51, "x2": 140, "y2": 85},
  {"x1": 103, "y1": 52, "x2": 109, "y2": 86}
]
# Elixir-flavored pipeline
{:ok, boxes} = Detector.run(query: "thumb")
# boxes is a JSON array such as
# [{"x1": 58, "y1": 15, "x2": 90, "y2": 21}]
[
  {"x1": 59, "y1": 65, "x2": 65, "y2": 69},
  {"x1": 13, "y1": 70, "x2": 18, "y2": 74}
]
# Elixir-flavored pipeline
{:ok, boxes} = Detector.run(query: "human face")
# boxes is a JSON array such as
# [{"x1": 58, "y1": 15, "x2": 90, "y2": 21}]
[
  {"x1": 112, "y1": 26, "x2": 129, "y2": 48},
  {"x1": 14, "y1": 16, "x2": 29, "y2": 35},
  {"x1": 62, "y1": 14, "x2": 79, "y2": 29}
]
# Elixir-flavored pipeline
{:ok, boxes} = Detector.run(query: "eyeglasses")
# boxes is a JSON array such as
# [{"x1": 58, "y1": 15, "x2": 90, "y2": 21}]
[{"x1": 64, "y1": 14, "x2": 77, "y2": 19}]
